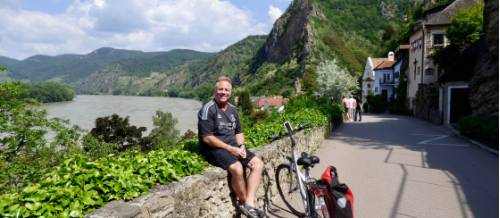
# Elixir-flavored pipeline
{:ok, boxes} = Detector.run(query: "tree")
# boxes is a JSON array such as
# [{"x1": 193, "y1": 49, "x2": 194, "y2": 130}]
[
  {"x1": 431, "y1": 4, "x2": 484, "y2": 74},
  {"x1": 29, "y1": 81, "x2": 76, "y2": 103},
  {"x1": 302, "y1": 66, "x2": 318, "y2": 94},
  {"x1": 238, "y1": 89, "x2": 254, "y2": 116},
  {"x1": 316, "y1": 60, "x2": 359, "y2": 101},
  {"x1": 148, "y1": 110, "x2": 180, "y2": 150},
  {"x1": 446, "y1": 4, "x2": 484, "y2": 50},
  {"x1": 90, "y1": 114, "x2": 146, "y2": 150},
  {"x1": 0, "y1": 80, "x2": 81, "y2": 193}
]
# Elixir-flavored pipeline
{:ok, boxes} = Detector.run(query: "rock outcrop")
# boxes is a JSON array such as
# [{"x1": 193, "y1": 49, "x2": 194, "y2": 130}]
[
  {"x1": 469, "y1": 0, "x2": 499, "y2": 117},
  {"x1": 252, "y1": 0, "x2": 319, "y2": 69}
]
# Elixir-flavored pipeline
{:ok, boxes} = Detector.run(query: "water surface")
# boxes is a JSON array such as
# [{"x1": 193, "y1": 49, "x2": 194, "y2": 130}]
[{"x1": 40, "y1": 95, "x2": 202, "y2": 134}]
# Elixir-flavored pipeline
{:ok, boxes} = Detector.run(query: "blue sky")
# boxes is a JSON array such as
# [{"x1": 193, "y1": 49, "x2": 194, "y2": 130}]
[{"x1": 0, "y1": 0, "x2": 292, "y2": 59}]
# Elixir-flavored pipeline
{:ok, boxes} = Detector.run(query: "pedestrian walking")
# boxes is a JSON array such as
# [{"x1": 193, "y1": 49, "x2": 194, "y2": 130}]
[
  {"x1": 342, "y1": 96, "x2": 351, "y2": 121},
  {"x1": 349, "y1": 95, "x2": 356, "y2": 121},
  {"x1": 354, "y1": 96, "x2": 362, "y2": 122}
]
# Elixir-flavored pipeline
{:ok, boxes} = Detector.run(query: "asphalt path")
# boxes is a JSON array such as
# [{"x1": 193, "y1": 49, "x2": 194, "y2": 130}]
[{"x1": 267, "y1": 114, "x2": 498, "y2": 218}]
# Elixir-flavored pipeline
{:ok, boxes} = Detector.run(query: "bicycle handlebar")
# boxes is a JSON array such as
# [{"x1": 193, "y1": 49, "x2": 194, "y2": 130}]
[{"x1": 283, "y1": 121, "x2": 312, "y2": 135}]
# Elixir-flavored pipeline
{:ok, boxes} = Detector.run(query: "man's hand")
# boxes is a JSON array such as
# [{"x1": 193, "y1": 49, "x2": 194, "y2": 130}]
[
  {"x1": 228, "y1": 146, "x2": 246, "y2": 159},
  {"x1": 239, "y1": 145, "x2": 247, "y2": 159}
]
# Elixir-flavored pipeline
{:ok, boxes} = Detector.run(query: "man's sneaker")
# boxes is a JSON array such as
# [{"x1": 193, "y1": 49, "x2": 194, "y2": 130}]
[{"x1": 238, "y1": 203, "x2": 262, "y2": 218}]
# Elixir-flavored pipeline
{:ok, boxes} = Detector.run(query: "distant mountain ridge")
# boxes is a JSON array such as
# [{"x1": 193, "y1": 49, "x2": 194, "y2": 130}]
[
  {"x1": 1, "y1": 0, "x2": 416, "y2": 99},
  {"x1": 0, "y1": 47, "x2": 214, "y2": 82}
]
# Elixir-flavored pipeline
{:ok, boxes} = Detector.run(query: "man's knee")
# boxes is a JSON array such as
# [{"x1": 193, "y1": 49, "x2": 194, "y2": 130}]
[
  {"x1": 228, "y1": 162, "x2": 244, "y2": 177},
  {"x1": 250, "y1": 157, "x2": 264, "y2": 172}
]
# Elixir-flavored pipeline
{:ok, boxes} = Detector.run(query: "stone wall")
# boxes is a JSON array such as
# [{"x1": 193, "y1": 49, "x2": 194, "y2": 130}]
[{"x1": 87, "y1": 126, "x2": 329, "y2": 218}]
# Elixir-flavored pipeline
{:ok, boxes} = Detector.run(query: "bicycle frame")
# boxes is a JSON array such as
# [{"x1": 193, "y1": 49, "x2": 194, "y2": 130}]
[{"x1": 284, "y1": 122, "x2": 313, "y2": 217}]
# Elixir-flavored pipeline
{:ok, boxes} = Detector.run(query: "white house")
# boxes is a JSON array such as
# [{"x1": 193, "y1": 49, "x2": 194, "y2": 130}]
[{"x1": 362, "y1": 52, "x2": 397, "y2": 104}]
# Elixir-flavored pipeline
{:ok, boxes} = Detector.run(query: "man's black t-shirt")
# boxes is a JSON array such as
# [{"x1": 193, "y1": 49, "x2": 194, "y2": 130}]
[{"x1": 198, "y1": 100, "x2": 242, "y2": 152}]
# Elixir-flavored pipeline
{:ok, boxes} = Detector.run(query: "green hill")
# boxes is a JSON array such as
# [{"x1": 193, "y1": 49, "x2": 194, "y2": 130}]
[
  {"x1": 3, "y1": 0, "x2": 416, "y2": 99},
  {"x1": 3, "y1": 48, "x2": 214, "y2": 82}
]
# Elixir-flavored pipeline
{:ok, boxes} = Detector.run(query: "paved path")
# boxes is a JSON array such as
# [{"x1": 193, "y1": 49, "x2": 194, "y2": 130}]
[{"x1": 267, "y1": 114, "x2": 498, "y2": 218}]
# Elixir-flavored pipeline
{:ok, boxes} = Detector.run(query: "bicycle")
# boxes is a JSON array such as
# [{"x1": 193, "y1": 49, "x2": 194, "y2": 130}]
[{"x1": 275, "y1": 121, "x2": 330, "y2": 218}]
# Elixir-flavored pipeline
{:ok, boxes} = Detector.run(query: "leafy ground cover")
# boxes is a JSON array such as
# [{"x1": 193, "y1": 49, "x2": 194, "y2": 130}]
[
  {"x1": 0, "y1": 150, "x2": 208, "y2": 217},
  {"x1": 0, "y1": 93, "x2": 341, "y2": 217}
]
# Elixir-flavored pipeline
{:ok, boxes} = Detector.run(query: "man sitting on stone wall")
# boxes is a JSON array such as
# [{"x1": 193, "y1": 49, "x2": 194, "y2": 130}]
[{"x1": 198, "y1": 76, "x2": 265, "y2": 218}]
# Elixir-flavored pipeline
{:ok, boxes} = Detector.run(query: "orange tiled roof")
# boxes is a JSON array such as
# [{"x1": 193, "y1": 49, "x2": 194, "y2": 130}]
[
  {"x1": 372, "y1": 58, "x2": 395, "y2": 70},
  {"x1": 399, "y1": 44, "x2": 410, "y2": 49},
  {"x1": 257, "y1": 96, "x2": 287, "y2": 108}
]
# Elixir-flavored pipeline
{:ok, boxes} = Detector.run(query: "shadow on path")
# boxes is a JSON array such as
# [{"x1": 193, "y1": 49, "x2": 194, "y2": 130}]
[{"x1": 325, "y1": 114, "x2": 498, "y2": 218}]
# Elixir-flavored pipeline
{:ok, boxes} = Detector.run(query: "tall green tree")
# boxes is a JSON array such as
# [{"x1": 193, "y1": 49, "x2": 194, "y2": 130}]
[
  {"x1": 238, "y1": 89, "x2": 253, "y2": 116},
  {"x1": 149, "y1": 110, "x2": 180, "y2": 150}
]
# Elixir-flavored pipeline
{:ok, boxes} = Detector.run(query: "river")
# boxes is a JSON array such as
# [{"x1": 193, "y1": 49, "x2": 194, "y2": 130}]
[{"x1": 39, "y1": 95, "x2": 202, "y2": 135}]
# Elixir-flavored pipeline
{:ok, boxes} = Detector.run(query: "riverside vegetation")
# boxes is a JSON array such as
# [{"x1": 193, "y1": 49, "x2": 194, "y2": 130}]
[
  {"x1": 4, "y1": 0, "x2": 490, "y2": 215},
  {"x1": 0, "y1": 76, "x2": 344, "y2": 216}
]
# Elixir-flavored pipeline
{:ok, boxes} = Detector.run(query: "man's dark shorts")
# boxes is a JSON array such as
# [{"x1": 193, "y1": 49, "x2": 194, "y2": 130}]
[{"x1": 201, "y1": 148, "x2": 256, "y2": 170}]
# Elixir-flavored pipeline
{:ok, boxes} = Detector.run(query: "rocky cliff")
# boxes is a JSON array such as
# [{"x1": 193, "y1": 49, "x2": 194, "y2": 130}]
[
  {"x1": 469, "y1": 0, "x2": 498, "y2": 117},
  {"x1": 252, "y1": 0, "x2": 319, "y2": 67}
]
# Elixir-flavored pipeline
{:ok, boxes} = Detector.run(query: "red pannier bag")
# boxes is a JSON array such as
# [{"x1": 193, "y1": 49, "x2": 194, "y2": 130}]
[{"x1": 320, "y1": 165, "x2": 354, "y2": 218}]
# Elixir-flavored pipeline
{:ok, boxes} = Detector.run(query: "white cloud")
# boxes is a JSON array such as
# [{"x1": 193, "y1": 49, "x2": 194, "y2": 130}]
[
  {"x1": 268, "y1": 5, "x2": 283, "y2": 22},
  {"x1": 0, "y1": 0, "x2": 269, "y2": 60}
]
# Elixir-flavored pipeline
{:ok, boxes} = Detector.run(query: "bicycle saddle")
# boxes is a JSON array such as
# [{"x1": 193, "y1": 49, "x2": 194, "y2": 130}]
[{"x1": 297, "y1": 154, "x2": 320, "y2": 167}]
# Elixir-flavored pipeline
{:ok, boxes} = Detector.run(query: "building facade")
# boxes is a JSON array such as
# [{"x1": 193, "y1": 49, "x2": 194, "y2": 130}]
[
  {"x1": 407, "y1": 0, "x2": 480, "y2": 113},
  {"x1": 362, "y1": 52, "x2": 397, "y2": 103}
]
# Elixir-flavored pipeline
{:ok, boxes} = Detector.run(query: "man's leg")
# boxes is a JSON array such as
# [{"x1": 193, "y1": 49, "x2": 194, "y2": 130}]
[
  {"x1": 228, "y1": 162, "x2": 247, "y2": 204},
  {"x1": 245, "y1": 156, "x2": 264, "y2": 207}
]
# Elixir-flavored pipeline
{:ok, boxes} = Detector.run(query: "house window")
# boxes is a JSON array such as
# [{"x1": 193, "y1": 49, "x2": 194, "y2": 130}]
[
  {"x1": 367, "y1": 84, "x2": 371, "y2": 88},
  {"x1": 425, "y1": 68, "x2": 434, "y2": 76},
  {"x1": 433, "y1": 34, "x2": 445, "y2": 47}
]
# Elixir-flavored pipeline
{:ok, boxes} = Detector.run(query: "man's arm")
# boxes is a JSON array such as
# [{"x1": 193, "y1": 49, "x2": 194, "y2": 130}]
[
  {"x1": 235, "y1": 133, "x2": 245, "y2": 146},
  {"x1": 202, "y1": 135, "x2": 244, "y2": 157}
]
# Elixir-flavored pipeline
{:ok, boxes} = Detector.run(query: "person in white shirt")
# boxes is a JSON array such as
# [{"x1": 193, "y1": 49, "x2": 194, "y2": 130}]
[{"x1": 349, "y1": 96, "x2": 356, "y2": 121}]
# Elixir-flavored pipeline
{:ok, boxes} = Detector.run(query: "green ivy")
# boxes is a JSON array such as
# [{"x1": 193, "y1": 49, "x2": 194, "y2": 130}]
[{"x1": 0, "y1": 149, "x2": 208, "y2": 217}]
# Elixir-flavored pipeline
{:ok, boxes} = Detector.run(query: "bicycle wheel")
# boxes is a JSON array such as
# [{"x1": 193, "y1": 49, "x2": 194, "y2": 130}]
[{"x1": 275, "y1": 164, "x2": 306, "y2": 216}]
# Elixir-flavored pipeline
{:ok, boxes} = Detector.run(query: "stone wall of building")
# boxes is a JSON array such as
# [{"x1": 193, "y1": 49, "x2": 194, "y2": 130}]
[
  {"x1": 87, "y1": 126, "x2": 329, "y2": 218},
  {"x1": 415, "y1": 83, "x2": 442, "y2": 124}
]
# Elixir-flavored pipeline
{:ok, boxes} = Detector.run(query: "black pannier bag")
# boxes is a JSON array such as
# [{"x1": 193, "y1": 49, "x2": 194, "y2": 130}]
[{"x1": 320, "y1": 165, "x2": 354, "y2": 218}]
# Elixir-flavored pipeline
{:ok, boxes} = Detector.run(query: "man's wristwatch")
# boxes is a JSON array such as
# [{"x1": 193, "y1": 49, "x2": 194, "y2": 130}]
[{"x1": 238, "y1": 143, "x2": 245, "y2": 148}]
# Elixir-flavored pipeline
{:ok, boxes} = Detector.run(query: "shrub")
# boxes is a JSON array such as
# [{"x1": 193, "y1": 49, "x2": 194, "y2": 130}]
[
  {"x1": 90, "y1": 114, "x2": 146, "y2": 150},
  {"x1": 366, "y1": 94, "x2": 387, "y2": 113},
  {"x1": 251, "y1": 110, "x2": 270, "y2": 123},
  {"x1": 316, "y1": 59, "x2": 359, "y2": 102},
  {"x1": 82, "y1": 134, "x2": 121, "y2": 159},
  {"x1": 458, "y1": 116, "x2": 498, "y2": 150}
]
